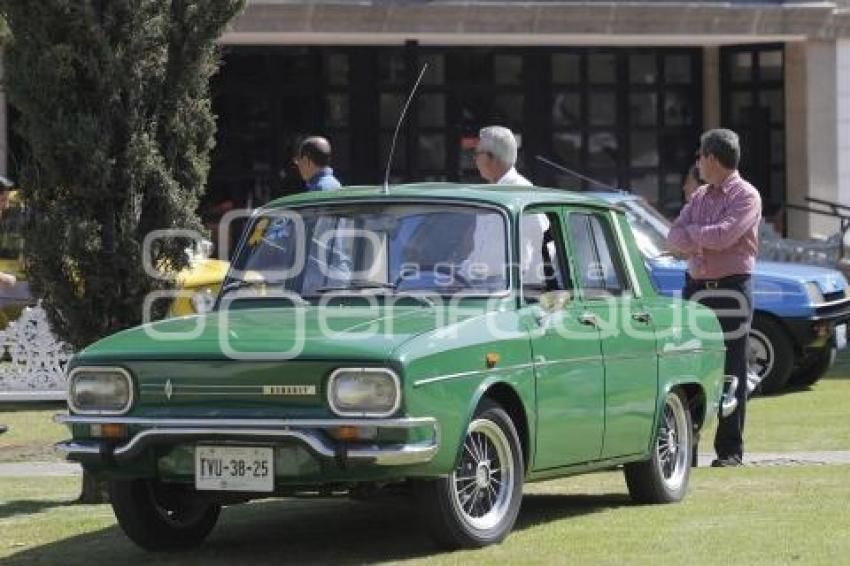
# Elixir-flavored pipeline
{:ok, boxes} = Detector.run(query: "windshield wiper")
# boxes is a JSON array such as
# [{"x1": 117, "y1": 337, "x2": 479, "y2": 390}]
[
  {"x1": 314, "y1": 279, "x2": 397, "y2": 293},
  {"x1": 220, "y1": 279, "x2": 308, "y2": 305},
  {"x1": 220, "y1": 279, "x2": 266, "y2": 295},
  {"x1": 314, "y1": 279, "x2": 437, "y2": 307}
]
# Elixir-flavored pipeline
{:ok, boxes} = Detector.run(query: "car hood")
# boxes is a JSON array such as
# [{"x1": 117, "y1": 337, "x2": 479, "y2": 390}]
[
  {"x1": 76, "y1": 305, "x2": 478, "y2": 362},
  {"x1": 649, "y1": 256, "x2": 847, "y2": 295}
]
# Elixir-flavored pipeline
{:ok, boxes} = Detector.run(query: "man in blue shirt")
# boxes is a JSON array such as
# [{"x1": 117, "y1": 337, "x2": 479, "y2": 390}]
[{"x1": 294, "y1": 136, "x2": 342, "y2": 191}]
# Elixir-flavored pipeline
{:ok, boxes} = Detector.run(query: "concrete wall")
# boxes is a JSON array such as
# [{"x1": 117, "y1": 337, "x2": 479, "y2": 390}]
[
  {"x1": 785, "y1": 41, "x2": 810, "y2": 237},
  {"x1": 703, "y1": 47, "x2": 721, "y2": 129},
  {"x1": 838, "y1": 39, "x2": 850, "y2": 210},
  {"x1": 802, "y1": 41, "x2": 840, "y2": 239},
  {"x1": 784, "y1": 39, "x2": 850, "y2": 241}
]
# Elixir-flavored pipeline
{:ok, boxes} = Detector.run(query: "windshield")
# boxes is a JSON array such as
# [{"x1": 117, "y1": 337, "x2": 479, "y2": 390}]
[
  {"x1": 227, "y1": 203, "x2": 509, "y2": 298},
  {"x1": 621, "y1": 199, "x2": 673, "y2": 260}
]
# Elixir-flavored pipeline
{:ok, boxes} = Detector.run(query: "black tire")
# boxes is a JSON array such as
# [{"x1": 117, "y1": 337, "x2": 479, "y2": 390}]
[
  {"x1": 110, "y1": 479, "x2": 221, "y2": 551},
  {"x1": 748, "y1": 314, "x2": 794, "y2": 395},
  {"x1": 624, "y1": 389, "x2": 692, "y2": 504},
  {"x1": 415, "y1": 399, "x2": 524, "y2": 549},
  {"x1": 788, "y1": 346, "x2": 835, "y2": 387}
]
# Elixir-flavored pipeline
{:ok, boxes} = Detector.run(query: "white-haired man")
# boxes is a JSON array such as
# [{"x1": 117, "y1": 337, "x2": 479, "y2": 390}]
[{"x1": 474, "y1": 126, "x2": 531, "y2": 186}]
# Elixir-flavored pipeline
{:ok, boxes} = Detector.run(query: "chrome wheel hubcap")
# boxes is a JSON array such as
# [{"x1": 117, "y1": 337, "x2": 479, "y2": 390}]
[
  {"x1": 450, "y1": 418, "x2": 515, "y2": 531},
  {"x1": 748, "y1": 329, "x2": 774, "y2": 380},
  {"x1": 656, "y1": 394, "x2": 689, "y2": 490}
]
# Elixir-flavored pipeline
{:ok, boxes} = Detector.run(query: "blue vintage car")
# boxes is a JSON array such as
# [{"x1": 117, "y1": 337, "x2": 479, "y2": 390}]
[{"x1": 587, "y1": 191, "x2": 850, "y2": 394}]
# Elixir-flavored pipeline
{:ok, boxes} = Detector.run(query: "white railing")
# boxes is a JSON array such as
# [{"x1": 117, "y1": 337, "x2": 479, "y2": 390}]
[{"x1": 0, "y1": 302, "x2": 72, "y2": 401}]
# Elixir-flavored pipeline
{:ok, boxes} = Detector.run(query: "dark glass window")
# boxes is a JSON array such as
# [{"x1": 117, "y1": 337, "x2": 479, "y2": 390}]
[
  {"x1": 494, "y1": 54, "x2": 523, "y2": 85},
  {"x1": 206, "y1": 45, "x2": 704, "y2": 250},
  {"x1": 521, "y1": 211, "x2": 571, "y2": 301},
  {"x1": 568, "y1": 213, "x2": 628, "y2": 298},
  {"x1": 589, "y1": 53, "x2": 616, "y2": 84},
  {"x1": 545, "y1": 48, "x2": 702, "y2": 213},
  {"x1": 552, "y1": 53, "x2": 581, "y2": 84},
  {"x1": 722, "y1": 44, "x2": 785, "y2": 216},
  {"x1": 630, "y1": 54, "x2": 657, "y2": 85}
]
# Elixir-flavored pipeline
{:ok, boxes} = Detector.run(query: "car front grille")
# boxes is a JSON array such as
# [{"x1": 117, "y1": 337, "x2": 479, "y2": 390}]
[{"x1": 823, "y1": 290, "x2": 847, "y2": 303}]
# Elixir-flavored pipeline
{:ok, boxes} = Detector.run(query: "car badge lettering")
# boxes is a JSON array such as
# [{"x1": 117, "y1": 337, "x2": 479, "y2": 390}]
[
  {"x1": 164, "y1": 379, "x2": 173, "y2": 400},
  {"x1": 262, "y1": 385, "x2": 316, "y2": 396}
]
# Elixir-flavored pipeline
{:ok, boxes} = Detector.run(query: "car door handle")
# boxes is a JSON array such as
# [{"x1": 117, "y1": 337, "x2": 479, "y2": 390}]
[
  {"x1": 578, "y1": 313, "x2": 598, "y2": 327},
  {"x1": 631, "y1": 312, "x2": 652, "y2": 323}
]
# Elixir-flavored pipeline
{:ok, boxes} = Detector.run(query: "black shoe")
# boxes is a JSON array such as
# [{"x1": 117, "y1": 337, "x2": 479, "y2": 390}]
[{"x1": 710, "y1": 455, "x2": 743, "y2": 467}]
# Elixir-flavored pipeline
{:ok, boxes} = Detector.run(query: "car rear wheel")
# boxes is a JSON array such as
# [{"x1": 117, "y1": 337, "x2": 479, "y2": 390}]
[
  {"x1": 624, "y1": 389, "x2": 692, "y2": 504},
  {"x1": 416, "y1": 399, "x2": 523, "y2": 549},
  {"x1": 748, "y1": 314, "x2": 794, "y2": 395},
  {"x1": 788, "y1": 346, "x2": 835, "y2": 387},
  {"x1": 110, "y1": 479, "x2": 220, "y2": 551}
]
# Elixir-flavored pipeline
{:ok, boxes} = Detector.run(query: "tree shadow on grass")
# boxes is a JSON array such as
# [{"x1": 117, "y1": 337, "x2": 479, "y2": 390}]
[
  {"x1": 0, "y1": 498, "x2": 76, "y2": 520},
  {"x1": 3, "y1": 491, "x2": 633, "y2": 565}
]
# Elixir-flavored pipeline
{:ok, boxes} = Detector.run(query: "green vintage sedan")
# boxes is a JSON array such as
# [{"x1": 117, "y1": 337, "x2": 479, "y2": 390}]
[{"x1": 56, "y1": 184, "x2": 736, "y2": 551}]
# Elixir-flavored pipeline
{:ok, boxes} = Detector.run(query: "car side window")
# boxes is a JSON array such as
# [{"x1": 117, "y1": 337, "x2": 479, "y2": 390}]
[
  {"x1": 521, "y1": 211, "x2": 573, "y2": 303},
  {"x1": 568, "y1": 212, "x2": 630, "y2": 299}
]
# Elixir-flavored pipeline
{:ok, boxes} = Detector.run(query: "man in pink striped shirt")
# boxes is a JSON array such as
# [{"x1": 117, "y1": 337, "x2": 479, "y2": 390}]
[{"x1": 668, "y1": 128, "x2": 761, "y2": 468}]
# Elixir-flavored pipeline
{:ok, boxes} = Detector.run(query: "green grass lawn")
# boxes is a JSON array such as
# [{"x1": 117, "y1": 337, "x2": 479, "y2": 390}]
[
  {"x1": 0, "y1": 403, "x2": 66, "y2": 462},
  {"x1": 1, "y1": 466, "x2": 848, "y2": 565},
  {"x1": 1, "y1": 354, "x2": 850, "y2": 563},
  {"x1": 695, "y1": 354, "x2": 850, "y2": 453}
]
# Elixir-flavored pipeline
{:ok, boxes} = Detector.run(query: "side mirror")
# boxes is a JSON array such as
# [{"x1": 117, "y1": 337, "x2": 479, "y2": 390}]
[{"x1": 539, "y1": 290, "x2": 572, "y2": 312}]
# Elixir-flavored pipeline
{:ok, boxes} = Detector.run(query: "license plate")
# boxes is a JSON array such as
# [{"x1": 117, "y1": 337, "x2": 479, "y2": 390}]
[
  {"x1": 836, "y1": 323, "x2": 847, "y2": 350},
  {"x1": 195, "y1": 446, "x2": 274, "y2": 492}
]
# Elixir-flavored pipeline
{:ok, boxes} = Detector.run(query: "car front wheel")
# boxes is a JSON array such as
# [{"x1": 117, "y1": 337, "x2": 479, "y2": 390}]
[
  {"x1": 748, "y1": 314, "x2": 794, "y2": 395},
  {"x1": 788, "y1": 346, "x2": 835, "y2": 387},
  {"x1": 624, "y1": 388, "x2": 692, "y2": 504},
  {"x1": 416, "y1": 399, "x2": 524, "y2": 549},
  {"x1": 110, "y1": 479, "x2": 221, "y2": 551}
]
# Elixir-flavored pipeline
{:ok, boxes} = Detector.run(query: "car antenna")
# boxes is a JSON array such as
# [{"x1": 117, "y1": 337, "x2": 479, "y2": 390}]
[
  {"x1": 383, "y1": 62, "x2": 429, "y2": 194},
  {"x1": 535, "y1": 155, "x2": 619, "y2": 192}
]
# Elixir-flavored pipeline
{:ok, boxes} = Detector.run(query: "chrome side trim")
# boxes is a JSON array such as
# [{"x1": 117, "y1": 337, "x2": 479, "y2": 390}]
[
  {"x1": 534, "y1": 356, "x2": 604, "y2": 366},
  {"x1": 412, "y1": 362, "x2": 536, "y2": 388},
  {"x1": 657, "y1": 348, "x2": 726, "y2": 357},
  {"x1": 413, "y1": 355, "x2": 611, "y2": 388}
]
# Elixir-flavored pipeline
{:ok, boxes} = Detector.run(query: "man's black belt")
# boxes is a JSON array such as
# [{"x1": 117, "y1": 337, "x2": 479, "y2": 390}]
[{"x1": 687, "y1": 273, "x2": 750, "y2": 290}]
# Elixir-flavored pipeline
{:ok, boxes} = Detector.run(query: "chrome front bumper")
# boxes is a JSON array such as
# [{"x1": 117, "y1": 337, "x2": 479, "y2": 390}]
[{"x1": 54, "y1": 415, "x2": 440, "y2": 467}]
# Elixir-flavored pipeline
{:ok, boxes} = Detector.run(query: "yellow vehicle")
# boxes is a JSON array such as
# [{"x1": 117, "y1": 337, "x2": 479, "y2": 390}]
[
  {"x1": 168, "y1": 244, "x2": 230, "y2": 317},
  {"x1": 0, "y1": 188, "x2": 228, "y2": 320},
  {"x1": 0, "y1": 185, "x2": 229, "y2": 400}
]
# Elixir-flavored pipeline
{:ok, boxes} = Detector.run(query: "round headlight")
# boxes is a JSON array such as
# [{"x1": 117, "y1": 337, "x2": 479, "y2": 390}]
[
  {"x1": 190, "y1": 288, "x2": 216, "y2": 313},
  {"x1": 805, "y1": 282, "x2": 824, "y2": 305},
  {"x1": 327, "y1": 368, "x2": 401, "y2": 417},
  {"x1": 68, "y1": 367, "x2": 133, "y2": 415}
]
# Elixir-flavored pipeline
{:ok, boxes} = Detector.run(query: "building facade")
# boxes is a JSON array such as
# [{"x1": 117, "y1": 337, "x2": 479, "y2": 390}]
[{"x1": 4, "y1": 1, "x2": 850, "y2": 237}]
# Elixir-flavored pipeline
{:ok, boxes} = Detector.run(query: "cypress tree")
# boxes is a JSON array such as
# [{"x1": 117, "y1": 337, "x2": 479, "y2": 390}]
[
  {"x1": 1, "y1": 0, "x2": 244, "y2": 349},
  {"x1": 1, "y1": 0, "x2": 244, "y2": 503}
]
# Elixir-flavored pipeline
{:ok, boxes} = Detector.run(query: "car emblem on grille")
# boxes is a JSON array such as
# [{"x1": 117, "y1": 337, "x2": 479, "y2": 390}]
[
  {"x1": 164, "y1": 379, "x2": 173, "y2": 400},
  {"x1": 262, "y1": 385, "x2": 316, "y2": 396}
]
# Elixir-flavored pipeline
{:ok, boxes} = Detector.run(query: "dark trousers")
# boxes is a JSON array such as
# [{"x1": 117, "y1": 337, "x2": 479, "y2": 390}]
[{"x1": 684, "y1": 274, "x2": 753, "y2": 459}]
